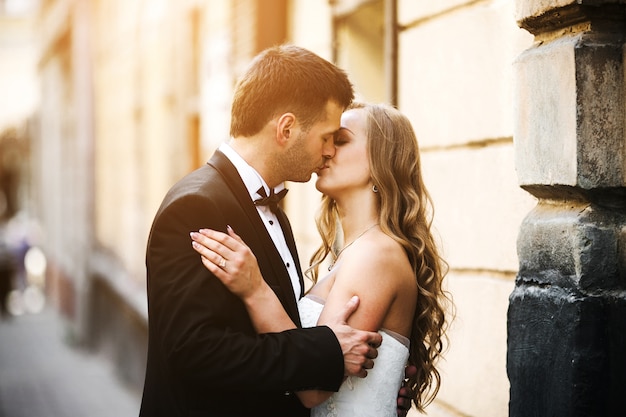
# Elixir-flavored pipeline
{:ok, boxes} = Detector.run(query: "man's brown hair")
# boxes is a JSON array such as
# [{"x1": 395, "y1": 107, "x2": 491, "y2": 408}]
[{"x1": 230, "y1": 45, "x2": 354, "y2": 137}]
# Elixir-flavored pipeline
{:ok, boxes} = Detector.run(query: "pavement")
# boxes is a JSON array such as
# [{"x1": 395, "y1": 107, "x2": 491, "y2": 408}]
[{"x1": 0, "y1": 308, "x2": 141, "y2": 417}]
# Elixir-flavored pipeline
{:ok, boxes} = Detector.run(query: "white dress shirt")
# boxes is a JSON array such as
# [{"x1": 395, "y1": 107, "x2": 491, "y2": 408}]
[{"x1": 218, "y1": 143, "x2": 301, "y2": 298}]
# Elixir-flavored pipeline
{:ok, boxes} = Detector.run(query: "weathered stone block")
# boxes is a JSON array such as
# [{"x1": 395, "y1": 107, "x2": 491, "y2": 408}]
[
  {"x1": 514, "y1": 32, "x2": 626, "y2": 191},
  {"x1": 575, "y1": 35, "x2": 626, "y2": 189},
  {"x1": 514, "y1": 36, "x2": 578, "y2": 187},
  {"x1": 507, "y1": 285, "x2": 617, "y2": 417},
  {"x1": 515, "y1": 0, "x2": 626, "y2": 33},
  {"x1": 606, "y1": 296, "x2": 626, "y2": 411},
  {"x1": 517, "y1": 202, "x2": 626, "y2": 291},
  {"x1": 512, "y1": 199, "x2": 626, "y2": 415},
  {"x1": 515, "y1": 0, "x2": 577, "y2": 24}
]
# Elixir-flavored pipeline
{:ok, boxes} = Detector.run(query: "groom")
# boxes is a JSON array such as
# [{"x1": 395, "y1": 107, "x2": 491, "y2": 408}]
[{"x1": 139, "y1": 45, "x2": 385, "y2": 417}]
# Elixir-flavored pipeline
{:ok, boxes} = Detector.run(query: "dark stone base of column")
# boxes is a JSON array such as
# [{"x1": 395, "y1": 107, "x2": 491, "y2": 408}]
[{"x1": 507, "y1": 284, "x2": 626, "y2": 417}]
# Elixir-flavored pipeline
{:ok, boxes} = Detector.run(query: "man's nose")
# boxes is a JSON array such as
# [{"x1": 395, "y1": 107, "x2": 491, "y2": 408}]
[{"x1": 323, "y1": 140, "x2": 336, "y2": 159}]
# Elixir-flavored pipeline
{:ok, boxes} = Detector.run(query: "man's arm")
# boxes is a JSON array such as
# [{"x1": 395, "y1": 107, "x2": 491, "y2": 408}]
[
  {"x1": 148, "y1": 195, "x2": 346, "y2": 393},
  {"x1": 239, "y1": 284, "x2": 374, "y2": 407}
]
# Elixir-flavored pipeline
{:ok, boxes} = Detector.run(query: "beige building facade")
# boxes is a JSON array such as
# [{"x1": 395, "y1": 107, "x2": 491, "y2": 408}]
[
  {"x1": 0, "y1": 0, "x2": 39, "y2": 220},
  {"x1": 16, "y1": 0, "x2": 555, "y2": 416}
]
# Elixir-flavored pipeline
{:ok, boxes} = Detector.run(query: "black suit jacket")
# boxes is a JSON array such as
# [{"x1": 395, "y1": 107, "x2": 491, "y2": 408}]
[{"x1": 139, "y1": 151, "x2": 344, "y2": 417}]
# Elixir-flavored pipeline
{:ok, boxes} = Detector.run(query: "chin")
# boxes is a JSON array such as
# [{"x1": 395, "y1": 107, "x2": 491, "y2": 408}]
[
  {"x1": 290, "y1": 173, "x2": 312, "y2": 183},
  {"x1": 314, "y1": 179, "x2": 326, "y2": 194}
]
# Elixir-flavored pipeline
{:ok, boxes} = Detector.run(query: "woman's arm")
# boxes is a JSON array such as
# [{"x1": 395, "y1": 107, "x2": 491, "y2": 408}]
[
  {"x1": 316, "y1": 237, "x2": 404, "y2": 333},
  {"x1": 190, "y1": 227, "x2": 334, "y2": 407},
  {"x1": 191, "y1": 226, "x2": 295, "y2": 333}
]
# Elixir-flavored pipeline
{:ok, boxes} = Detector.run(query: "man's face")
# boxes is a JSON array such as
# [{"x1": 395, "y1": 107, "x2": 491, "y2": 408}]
[
  {"x1": 315, "y1": 107, "x2": 371, "y2": 198},
  {"x1": 279, "y1": 100, "x2": 343, "y2": 183}
]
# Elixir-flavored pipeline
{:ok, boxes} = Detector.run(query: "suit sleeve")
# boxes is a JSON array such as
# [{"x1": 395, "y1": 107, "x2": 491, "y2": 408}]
[{"x1": 146, "y1": 193, "x2": 344, "y2": 393}]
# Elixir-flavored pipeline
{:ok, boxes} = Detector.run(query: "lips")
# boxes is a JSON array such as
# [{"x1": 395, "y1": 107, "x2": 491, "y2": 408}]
[{"x1": 316, "y1": 164, "x2": 329, "y2": 175}]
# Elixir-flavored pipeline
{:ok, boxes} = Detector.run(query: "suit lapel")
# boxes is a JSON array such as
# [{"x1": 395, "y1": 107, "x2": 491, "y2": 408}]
[{"x1": 208, "y1": 151, "x2": 302, "y2": 325}]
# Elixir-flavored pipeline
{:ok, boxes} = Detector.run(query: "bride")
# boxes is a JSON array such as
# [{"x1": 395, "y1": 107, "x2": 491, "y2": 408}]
[{"x1": 191, "y1": 102, "x2": 450, "y2": 416}]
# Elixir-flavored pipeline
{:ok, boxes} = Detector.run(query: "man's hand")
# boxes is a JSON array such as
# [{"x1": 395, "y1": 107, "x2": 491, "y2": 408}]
[
  {"x1": 326, "y1": 296, "x2": 382, "y2": 378},
  {"x1": 396, "y1": 365, "x2": 418, "y2": 417}
]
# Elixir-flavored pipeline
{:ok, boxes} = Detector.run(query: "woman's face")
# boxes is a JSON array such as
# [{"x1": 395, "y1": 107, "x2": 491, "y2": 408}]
[{"x1": 315, "y1": 108, "x2": 371, "y2": 199}]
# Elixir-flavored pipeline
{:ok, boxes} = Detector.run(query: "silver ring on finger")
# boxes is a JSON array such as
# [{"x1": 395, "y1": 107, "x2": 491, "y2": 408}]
[{"x1": 218, "y1": 257, "x2": 226, "y2": 269}]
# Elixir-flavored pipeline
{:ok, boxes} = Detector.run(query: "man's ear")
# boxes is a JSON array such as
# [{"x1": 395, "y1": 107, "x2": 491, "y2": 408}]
[{"x1": 276, "y1": 113, "x2": 296, "y2": 144}]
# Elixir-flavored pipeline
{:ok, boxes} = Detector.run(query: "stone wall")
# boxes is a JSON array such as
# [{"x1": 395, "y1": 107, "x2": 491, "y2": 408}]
[{"x1": 509, "y1": 1, "x2": 626, "y2": 415}]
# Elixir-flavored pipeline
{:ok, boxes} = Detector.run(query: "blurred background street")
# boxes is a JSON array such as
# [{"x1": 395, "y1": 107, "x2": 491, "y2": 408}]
[{"x1": 0, "y1": 309, "x2": 140, "y2": 417}]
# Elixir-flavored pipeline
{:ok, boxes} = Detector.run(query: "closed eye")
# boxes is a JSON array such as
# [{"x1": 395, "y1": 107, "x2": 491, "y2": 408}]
[
  {"x1": 334, "y1": 126, "x2": 354, "y2": 146},
  {"x1": 333, "y1": 132, "x2": 348, "y2": 146}
]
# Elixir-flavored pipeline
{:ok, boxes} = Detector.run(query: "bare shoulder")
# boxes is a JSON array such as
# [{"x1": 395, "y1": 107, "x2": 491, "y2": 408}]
[
  {"x1": 338, "y1": 230, "x2": 413, "y2": 288},
  {"x1": 321, "y1": 229, "x2": 417, "y2": 333}
]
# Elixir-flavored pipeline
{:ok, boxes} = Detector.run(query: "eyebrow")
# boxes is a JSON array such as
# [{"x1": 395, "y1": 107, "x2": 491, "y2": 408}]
[{"x1": 337, "y1": 126, "x2": 354, "y2": 135}]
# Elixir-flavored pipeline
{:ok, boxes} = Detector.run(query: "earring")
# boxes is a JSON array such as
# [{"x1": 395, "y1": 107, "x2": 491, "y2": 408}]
[{"x1": 372, "y1": 185, "x2": 379, "y2": 193}]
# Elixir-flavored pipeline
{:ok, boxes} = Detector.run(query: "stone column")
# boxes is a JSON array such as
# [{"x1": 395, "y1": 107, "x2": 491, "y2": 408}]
[{"x1": 509, "y1": 1, "x2": 626, "y2": 416}]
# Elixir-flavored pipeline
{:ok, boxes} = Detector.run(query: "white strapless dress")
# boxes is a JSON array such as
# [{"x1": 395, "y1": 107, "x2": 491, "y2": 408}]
[{"x1": 298, "y1": 296, "x2": 410, "y2": 417}]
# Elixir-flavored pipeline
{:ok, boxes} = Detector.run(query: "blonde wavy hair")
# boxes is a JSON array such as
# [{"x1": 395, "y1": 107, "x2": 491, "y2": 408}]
[{"x1": 306, "y1": 102, "x2": 451, "y2": 412}]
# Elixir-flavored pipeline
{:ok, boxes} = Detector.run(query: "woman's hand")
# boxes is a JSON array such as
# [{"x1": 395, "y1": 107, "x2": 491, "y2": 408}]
[
  {"x1": 190, "y1": 226, "x2": 265, "y2": 300},
  {"x1": 192, "y1": 227, "x2": 295, "y2": 335}
]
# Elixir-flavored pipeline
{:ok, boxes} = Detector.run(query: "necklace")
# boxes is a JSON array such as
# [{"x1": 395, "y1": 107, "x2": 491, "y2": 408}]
[{"x1": 328, "y1": 223, "x2": 379, "y2": 271}]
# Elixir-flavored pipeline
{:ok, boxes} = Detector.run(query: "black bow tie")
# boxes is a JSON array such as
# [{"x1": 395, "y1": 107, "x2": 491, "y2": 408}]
[{"x1": 254, "y1": 187, "x2": 288, "y2": 213}]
